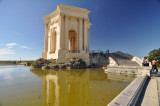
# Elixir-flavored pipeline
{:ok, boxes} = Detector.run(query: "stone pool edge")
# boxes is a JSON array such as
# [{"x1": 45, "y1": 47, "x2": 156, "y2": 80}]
[{"x1": 107, "y1": 74, "x2": 148, "y2": 106}]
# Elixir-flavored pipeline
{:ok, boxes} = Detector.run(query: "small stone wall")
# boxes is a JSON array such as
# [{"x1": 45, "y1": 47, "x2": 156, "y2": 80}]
[
  {"x1": 90, "y1": 53, "x2": 109, "y2": 66},
  {"x1": 105, "y1": 66, "x2": 150, "y2": 76}
]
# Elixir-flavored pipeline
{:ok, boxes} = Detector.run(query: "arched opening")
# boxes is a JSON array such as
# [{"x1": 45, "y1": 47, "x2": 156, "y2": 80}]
[
  {"x1": 68, "y1": 30, "x2": 77, "y2": 53},
  {"x1": 50, "y1": 30, "x2": 56, "y2": 53}
]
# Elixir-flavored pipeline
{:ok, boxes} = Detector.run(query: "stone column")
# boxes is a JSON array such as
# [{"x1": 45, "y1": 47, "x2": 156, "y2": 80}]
[
  {"x1": 50, "y1": 29, "x2": 54, "y2": 52},
  {"x1": 84, "y1": 19, "x2": 88, "y2": 51},
  {"x1": 59, "y1": 14, "x2": 64, "y2": 50},
  {"x1": 88, "y1": 29, "x2": 90, "y2": 50},
  {"x1": 44, "y1": 23, "x2": 48, "y2": 52},
  {"x1": 53, "y1": 32, "x2": 56, "y2": 51},
  {"x1": 48, "y1": 30, "x2": 51, "y2": 53},
  {"x1": 65, "y1": 15, "x2": 69, "y2": 50},
  {"x1": 78, "y1": 18, "x2": 83, "y2": 51},
  {"x1": 72, "y1": 37, "x2": 73, "y2": 51}
]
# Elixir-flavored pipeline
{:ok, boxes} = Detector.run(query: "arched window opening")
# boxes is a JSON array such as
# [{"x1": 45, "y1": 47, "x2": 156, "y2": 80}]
[{"x1": 68, "y1": 30, "x2": 78, "y2": 53}]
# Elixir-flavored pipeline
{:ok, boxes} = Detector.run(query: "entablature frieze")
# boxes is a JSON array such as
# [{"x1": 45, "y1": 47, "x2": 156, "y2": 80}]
[
  {"x1": 58, "y1": 4, "x2": 90, "y2": 15},
  {"x1": 60, "y1": 11, "x2": 89, "y2": 20}
]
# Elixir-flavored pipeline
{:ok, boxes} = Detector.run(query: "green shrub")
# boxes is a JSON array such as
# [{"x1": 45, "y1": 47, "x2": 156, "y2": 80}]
[{"x1": 148, "y1": 48, "x2": 160, "y2": 67}]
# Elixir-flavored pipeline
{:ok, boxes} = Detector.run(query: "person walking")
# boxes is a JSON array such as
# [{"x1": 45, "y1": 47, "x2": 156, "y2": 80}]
[
  {"x1": 145, "y1": 57, "x2": 149, "y2": 67},
  {"x1": 151, "y1": 59, "x2": 158, "y2": 73}
]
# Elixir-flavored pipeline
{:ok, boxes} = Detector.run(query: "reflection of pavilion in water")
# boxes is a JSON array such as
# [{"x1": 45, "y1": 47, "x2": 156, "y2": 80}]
[
  {"x1": 42, "y1": 70, "x2": 90, "y2": 106},
  {"x1": 32, "y1": 69, "x2": 135, "y2": 106}
]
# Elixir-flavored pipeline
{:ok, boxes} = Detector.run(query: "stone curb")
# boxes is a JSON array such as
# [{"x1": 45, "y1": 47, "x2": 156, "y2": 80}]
[
  {"x1": 105, "y1": 66, "x2": 150, "y2": 76},
  {"x1": 107, "y1": 74, "x2": 148, "y2": 106}
]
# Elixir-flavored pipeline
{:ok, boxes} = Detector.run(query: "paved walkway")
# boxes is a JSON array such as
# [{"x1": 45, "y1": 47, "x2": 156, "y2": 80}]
[
  {"x1": 136, "y1": 77, "x2": 159, "y2": 106},
  {"x1": 156, "y1": 77, "x2": 160, "y2": 104},
  {"x1": 136, "y1": 69, "x2": 160, "y2": 106}
]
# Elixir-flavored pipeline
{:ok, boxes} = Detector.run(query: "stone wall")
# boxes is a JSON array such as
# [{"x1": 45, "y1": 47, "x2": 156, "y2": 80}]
[{"x1": 90, "y1": 53, "x2": 109, "y2": 67}]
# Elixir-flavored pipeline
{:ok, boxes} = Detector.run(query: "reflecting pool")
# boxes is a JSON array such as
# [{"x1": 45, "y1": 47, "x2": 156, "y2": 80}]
[{"x1": 0, "y1": 65, "x2": 136, "y2": 106}]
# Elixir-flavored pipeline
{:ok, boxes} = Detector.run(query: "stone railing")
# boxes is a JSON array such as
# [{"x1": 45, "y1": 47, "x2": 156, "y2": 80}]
[
  {"x1": 132, "y1": 56, "x2": 142, "y2": 67},
  {"x1": 107, "y1": 74, "x2": 148, "y2": 106},
  {"x1": 108, "y1": 57, "x2": 119, "y2": 66}
]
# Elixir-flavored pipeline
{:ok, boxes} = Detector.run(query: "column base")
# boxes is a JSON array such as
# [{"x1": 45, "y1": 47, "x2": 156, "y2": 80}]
[{"x1": 42, "y1": 52, "x2": 47, "y2": 59}]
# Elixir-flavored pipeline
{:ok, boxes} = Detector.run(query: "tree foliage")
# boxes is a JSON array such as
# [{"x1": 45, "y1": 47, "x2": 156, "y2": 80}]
[{"x1": 148, "y1": 48, "x2": 160, "y2": 67}]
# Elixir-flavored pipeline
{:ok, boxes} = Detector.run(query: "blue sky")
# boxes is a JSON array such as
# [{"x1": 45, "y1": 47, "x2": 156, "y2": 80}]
[{"x1": 0, "y1": 0, "x2": 160, "y2": 60}]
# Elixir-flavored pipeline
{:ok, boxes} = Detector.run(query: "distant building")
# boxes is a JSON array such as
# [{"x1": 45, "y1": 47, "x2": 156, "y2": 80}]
[{"x1": 42, "y1": 4, "x2": 91, "y2": 65}]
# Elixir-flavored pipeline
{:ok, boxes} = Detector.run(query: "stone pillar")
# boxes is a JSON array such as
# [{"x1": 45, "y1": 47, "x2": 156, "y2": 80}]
[
  {"x1": 50, "y1": 29, "x2": 55, "y2": 52},
  {"x1": 88, "y1": 29, "x2": 90, "y2": 50},
  {"x1": 72, "y1": 37, "x2": 73, "y2": 51},
  {"x1": 78, "y1": 18, "x2": 83, "y2": 51},
  {"x1": 65, "y1": 15, "x2": 69, "y2": 50},
  {"x1": 50, "y1": 29, "x2": 53, "y2": 52},
  {"x1": 84, "y1": 19, "x2": 88, "y2": 51},
  {"x1": 59, "y1": 14, "x2": 64, "y2": 50},
  {"x1": 48, "y1": 30, "x2": 51, "y2": 53},
  {"x1": 44, "y1": 23, "x2": 48, "y2": 52},
  {"x1": 53, "y1": 32, "x2": 56, "y2": 51}
]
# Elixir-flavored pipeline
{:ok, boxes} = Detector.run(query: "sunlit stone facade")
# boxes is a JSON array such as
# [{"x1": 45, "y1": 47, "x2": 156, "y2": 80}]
[{"x1": 42, "y1": 4, "x2": 91, "y2": 65}]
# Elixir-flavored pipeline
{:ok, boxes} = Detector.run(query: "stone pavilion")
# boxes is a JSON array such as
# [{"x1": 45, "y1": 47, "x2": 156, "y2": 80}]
[{"x1": 42, "y1": 4, "x2": 91, "y2": 65}]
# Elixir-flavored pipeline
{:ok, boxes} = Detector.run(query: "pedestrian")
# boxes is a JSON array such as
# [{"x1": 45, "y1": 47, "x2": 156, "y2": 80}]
[
  {"x1": 145, "y1": 57, "x2": 149, "y2": 67},
  {"x1": 142, "y1": 57, "x2": 146, "y2": 66},
  {"x1": 151, "y1": 59, "x2": 158, "y2": 73}
]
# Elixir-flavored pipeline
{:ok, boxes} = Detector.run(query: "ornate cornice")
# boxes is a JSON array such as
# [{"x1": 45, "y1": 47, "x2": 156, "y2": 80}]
[
  {"x1": 58, "y1": 4, "x2": 90, "y2": 15},
  {"x1": 42, "y1": 4, "x2": 91, "y2": 23},
  {"x1": 42, "y1": 9, "x2": 59, "y2": 20}
]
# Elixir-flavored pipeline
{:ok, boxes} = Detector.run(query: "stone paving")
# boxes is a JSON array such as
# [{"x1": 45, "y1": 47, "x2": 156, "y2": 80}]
[
  {"x1": 136, "y1": 69, "x2": 160, "y2": 106},
  {"x1": 136, "y1": 78, "x2": 159, "y2": 106}
]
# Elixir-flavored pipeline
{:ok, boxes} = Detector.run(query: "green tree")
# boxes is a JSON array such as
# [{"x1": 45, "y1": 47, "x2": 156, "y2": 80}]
[{"x1": 148, "y1": 48, "x2": 160, "y2": 67}]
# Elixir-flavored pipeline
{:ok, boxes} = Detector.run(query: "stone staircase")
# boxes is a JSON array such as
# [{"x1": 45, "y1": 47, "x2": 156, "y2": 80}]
[
  {"x1": 110, "y1": 52, "x2": 140, "y2": 67},
  {"x1": 116, "y1": 59, "x2": 140, "y2": 66},
  {"x1": 106, "y1": 51, "x2": 150, "y2": 76}
]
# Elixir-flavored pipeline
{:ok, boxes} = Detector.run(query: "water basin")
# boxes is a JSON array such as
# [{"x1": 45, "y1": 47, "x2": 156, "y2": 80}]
[{"x1": 0, "y1": 65, "x2": 136, "y2": 106}]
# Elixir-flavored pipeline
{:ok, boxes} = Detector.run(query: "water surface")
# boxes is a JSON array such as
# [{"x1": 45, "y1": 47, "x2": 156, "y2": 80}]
[{"x1": 0, "y1": 65, "x2": 136, "y2": 106}]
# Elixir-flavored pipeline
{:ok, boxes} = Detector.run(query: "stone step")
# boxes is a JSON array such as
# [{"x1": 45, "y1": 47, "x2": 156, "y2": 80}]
[
  {"x1": 150, "y1": 72, "x2": 160, "y2": 77},
  {"x1": 116, "y1": 59, "x2": 140, "y2": 66}
]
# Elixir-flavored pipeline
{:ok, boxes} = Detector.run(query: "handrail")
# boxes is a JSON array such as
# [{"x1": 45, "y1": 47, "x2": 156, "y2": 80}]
[{"x1": 109, "y1": 54, "x2": 119, "y2": 66}]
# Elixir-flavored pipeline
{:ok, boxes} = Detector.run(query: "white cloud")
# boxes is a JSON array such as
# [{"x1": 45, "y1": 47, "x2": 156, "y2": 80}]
[
  {"x1": 0, "y1": 42, "x2": 32, "y2": 55},
  {"x1": 6, "y1": 43, "x2": 17, "y2": 47},
  {"x1": 20, "y1": 45, "x2": 32, "y2": 49},
  {"x1": 0, "y1": 48, "x2": 15, "y2": 55},
  {"x1": 6, "y1": 43, "x2": 32, "y2": 49}
]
